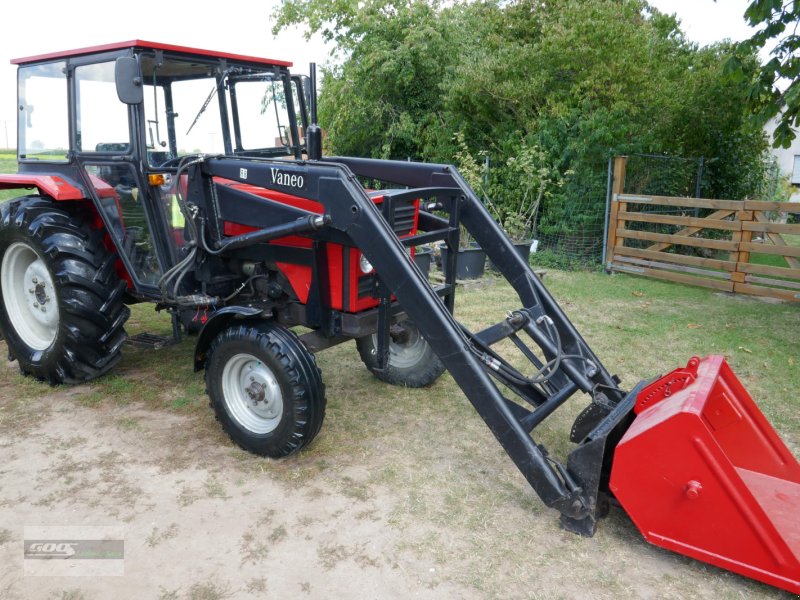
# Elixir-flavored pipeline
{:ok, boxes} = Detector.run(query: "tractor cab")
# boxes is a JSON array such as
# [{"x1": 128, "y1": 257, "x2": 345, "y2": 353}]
[
  {"x1": 15, "y1": 40, "x2": 308, "y2": 163},
  {"x1": 13, "y1": 41, "x2": 311, "y2": 295}
]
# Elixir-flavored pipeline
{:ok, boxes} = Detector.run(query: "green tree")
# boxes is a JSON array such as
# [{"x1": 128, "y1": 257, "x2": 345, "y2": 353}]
[
  {"x1": 274, "y1": 0, "x2": 768, "y2": 250},
  {"x1": 274, "y1": 0, "x2": 455, "y2": 159},
  {"x1": 727, "y1": 0, "x2": 800, "y2": 148}
]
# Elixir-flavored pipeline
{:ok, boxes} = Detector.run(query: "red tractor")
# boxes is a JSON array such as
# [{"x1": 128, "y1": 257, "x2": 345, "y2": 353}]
[{"x1": 0, "y1": 41, "x2": 797, "y2": 593}]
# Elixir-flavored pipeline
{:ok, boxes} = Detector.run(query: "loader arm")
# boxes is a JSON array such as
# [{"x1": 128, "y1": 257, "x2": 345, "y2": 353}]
[
  {"x1": 187, "y1": 155, "x2": 800, "y2": 594},
  {"x1": 188, "y1": 155, "x2": 633, "y2": 532}
]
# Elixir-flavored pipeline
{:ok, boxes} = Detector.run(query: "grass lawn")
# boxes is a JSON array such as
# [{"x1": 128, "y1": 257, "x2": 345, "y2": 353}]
[
  {"x1": 0, "y1": 152, "x2": 16, "y2": 171},
  {"x1": 0, "y1": 269, "x2": 797, "y2": 598},
  {"x1": 93, "y1": 268, "x2": 799, "y2": 444},
  {"x1": 749, "y1": 231, "x2": 800, "y2": 269},
  {"x1": 0, "y1": 153, "x2": 20, "y2": 202}
]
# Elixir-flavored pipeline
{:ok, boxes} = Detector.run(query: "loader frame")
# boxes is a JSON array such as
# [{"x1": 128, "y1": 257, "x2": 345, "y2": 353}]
[{"x1": 186, "y1": 153, "x2": 634, "y2": 533}]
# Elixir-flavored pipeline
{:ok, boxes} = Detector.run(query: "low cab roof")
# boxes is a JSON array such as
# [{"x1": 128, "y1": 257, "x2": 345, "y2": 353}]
[{"x1": 11, "y1": 40, "x2": 292, "y2": 68}]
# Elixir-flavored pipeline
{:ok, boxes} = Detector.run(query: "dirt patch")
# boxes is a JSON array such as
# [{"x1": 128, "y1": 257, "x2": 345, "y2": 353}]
[
  {"x1": 0, "y1": 381, "x2": 789, "y2": 599},
  {"x1": 0, "y1": 395, "x2": 474, "y2": 599},
  {"x1": 0, "y1": 275, "x2": 796, "y2": 599}
]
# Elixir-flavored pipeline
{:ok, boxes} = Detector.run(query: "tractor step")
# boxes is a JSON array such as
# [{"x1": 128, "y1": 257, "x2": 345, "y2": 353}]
[
  {"x1": 610, "y1": 355, "x2": 800, "y2": 594},
  {"x1": 126, "y1": 332, "x2": 179, "y2": 350}
]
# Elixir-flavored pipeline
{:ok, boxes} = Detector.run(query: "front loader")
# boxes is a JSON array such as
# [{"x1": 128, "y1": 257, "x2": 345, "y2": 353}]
[{"x1": 0, "y1": 41, "x2": 797, "y2": 594}]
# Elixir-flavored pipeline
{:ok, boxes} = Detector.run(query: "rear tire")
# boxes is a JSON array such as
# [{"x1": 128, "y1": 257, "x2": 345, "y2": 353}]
[
  {"x1": 0, "y1": 196, "x2": 129, "y2": 384},
  {"x1": 206, "y1": 321, "x2": 326, "y2": 457},
  {"x1": 356, "y1": 318, "x2": 444, "y2": 388}
]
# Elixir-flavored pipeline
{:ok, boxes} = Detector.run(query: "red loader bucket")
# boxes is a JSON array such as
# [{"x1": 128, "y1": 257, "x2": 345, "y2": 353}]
[{"x1": 610, "y1": 355, "x2": 800, "y2": 594}]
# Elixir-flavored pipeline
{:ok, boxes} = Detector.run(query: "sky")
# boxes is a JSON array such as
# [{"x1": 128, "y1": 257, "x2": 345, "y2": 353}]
[
  {"x1": 0, "y1": 0, "x2": 761, "y2": 149},
  {"x1": 648, "y1": 0, "x2": 756, "y2": 47}
]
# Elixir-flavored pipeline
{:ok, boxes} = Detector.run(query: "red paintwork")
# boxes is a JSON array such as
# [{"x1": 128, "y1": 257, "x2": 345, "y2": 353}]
[
  {"x1": 275, "y1": 261, "x2": 313, "y2": 305},
  {"x1": 86, "y1": 173, "x2": 119, "y2": 201},
  {"x1": 84, "y1": 173, "x2": 137, "y2": 289},
  {"x1": 11, "y1": 40, "x2": 291, "y2": 67},
  {"x1": 78, "y1": 189, "x2": 135, "y2": 291},
  {"x1": 0, "y1": 174, "x2": 84, "y2": 201},
  {"x1": 610, "y1": 355, "x2": 800, "y2": 594},
  {"x1": 216, "y1": 179, "x2": 322, "y2": 214},
  {"x1": 218, "y1": 183, "x2": 419, "y2": 312},
  {"x1": 223, "y1": 221, "x2": 257, "y2": 237}
]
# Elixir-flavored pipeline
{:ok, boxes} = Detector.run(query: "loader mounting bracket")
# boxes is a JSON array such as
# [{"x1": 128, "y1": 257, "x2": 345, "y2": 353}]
[{"x1": 560, "y1": 381, "x2": 643, "y2": 536}]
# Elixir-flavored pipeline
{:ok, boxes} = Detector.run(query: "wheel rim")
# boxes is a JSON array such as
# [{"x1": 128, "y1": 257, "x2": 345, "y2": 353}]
[
  {"x1": 221, "y1": 353, "x2": 284, "y2": 434},
  {"x1": 1, "y1": 242, "x2": 59, "y2": 350},
  {"x1": 372, "y1": 321, "x2": 428, "y2": 369}
]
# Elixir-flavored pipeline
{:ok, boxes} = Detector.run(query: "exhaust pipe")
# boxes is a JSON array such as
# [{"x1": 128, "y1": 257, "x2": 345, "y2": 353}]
[{"x1": 306, "y1": 63, "x2": 322, "y2": 161}]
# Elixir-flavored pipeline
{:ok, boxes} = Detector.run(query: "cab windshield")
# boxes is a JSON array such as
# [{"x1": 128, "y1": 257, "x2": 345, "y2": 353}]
[{"x1": 140, "y1": 53, "x2": 303, "y2": 167}]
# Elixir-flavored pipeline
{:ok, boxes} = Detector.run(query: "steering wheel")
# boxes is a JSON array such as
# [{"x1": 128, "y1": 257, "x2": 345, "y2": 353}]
[{"x1": 155, "y1": 156, "x2": 185, "y2": 168}]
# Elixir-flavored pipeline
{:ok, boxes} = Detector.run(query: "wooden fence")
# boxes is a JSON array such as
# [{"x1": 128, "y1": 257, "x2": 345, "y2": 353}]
[{"x1": 605, "y1": 156, "x2": 800, "y2": 302}]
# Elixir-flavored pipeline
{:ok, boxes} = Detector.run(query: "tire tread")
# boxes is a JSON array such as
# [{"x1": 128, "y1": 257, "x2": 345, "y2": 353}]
[
  {"x1": 0, "y1": 196, "x2": 129, "y2": 384},
  {"x1": 206, "y1": 321, "x2": 326, "y2": 458}
]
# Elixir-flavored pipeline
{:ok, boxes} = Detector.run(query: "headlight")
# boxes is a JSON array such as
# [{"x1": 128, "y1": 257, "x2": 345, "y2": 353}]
[{"x1": 359, "y1": 253, "x2": 374, "y2": 274}]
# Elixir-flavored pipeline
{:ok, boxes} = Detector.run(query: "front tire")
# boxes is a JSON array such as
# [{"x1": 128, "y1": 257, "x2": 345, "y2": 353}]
[
  {"x1": 206, "y1": 321, "x2": 326, "y2": 457},
  {"x1": 356, "y1": 318, "x2": 445, "y2": 388},
  {"x1": 0, "y1": 196, "x2": 129, "y2": 384}
]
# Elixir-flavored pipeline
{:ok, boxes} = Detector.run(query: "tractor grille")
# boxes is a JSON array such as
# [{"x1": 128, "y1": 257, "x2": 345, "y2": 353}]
[
  {"x1": 357, "y1": 274, "x2": 378, "y2": 299},
  {"x1": 391, "y1": 203, "x2": 416, "y2": 236},
  {"x1": 355, "y1": 199, "x2": 416, "y2": 301}
]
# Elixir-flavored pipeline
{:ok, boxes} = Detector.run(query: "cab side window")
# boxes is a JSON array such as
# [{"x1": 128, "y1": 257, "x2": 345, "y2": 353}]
[
  {"x1": 75, "y1": 61, "x2": 130, "y2": 153},
  {"x1": 18, "y1": 62, "x2": 69, "y2": 161}
]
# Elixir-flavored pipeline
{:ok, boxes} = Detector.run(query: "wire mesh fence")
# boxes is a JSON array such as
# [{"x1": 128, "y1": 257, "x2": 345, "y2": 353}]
[
  {"x1": 332, "y1": 153, "x2": 765, "y2": 272},
  {"x1": 466, "y1": 153, "x2": 708, "y2": 271},
  {"x1": 624, "y1": 154, "x2": 703, "y2": 199},
  {"x1": 613, "y1": 154, "x2": 714, "y2": 261},
  {"x1": 472, "y1": 156, "x2": 614, "y2": 270},
  {"x1": 513, "y1": 152, "x2": 783, "y2": 271},
  {"x1": 531, "y1": 198, "x2": 608, "y2": 269}
]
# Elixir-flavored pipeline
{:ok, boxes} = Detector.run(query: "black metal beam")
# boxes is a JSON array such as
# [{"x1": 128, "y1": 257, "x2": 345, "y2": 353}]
[{"x1": 194, "y1": 155, "x2": 631, "y2": 522}]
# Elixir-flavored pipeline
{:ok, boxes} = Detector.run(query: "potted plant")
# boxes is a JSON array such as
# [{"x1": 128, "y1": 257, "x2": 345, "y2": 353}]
[
  {"x1": 412, "y1": 245, "x2": 434, "y2": 279},
  {"x1": 492, "y1": 211, "x2": 535, "y2": 270},
  {"x1": 438, "y1": 234, "x2": 486, "y2": 280}
]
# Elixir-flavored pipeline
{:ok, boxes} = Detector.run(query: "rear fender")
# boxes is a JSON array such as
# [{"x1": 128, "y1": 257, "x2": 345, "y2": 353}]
[
  {"x1": 0, "y1": 175, "x2": 134, "y2": 289},
  {"x1": 0, "y1": 174, "x2": 87, "y2": 201},
  {"x1": 193, "y1": 306, "x2": 266, "y2": 371}
]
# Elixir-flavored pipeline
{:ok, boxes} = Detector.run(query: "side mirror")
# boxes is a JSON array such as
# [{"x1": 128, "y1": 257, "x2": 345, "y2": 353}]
[{"x1": 115, "y1": 57, "x2": 143, "y2": 104}]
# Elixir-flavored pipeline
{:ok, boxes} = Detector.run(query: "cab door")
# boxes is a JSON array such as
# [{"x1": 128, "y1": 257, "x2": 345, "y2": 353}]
[{"x1": 73, "y1": 58, "x2": 168, "y2": 295}]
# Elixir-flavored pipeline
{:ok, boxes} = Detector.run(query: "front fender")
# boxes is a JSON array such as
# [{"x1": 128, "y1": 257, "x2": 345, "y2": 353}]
[{"x1": 193, "y1": 306, "x2": 265, "y2": 371}]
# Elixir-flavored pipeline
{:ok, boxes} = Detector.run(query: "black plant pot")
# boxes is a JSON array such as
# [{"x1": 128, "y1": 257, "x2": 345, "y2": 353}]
[
  {"x1": 413, "y1": 247, "x2": 433, "y2": 279},
  {"x1": 489, "y1": 240, "x2": 534, "y2": 272},
  {"x1": 439, "y1": 244, "x2": 486, "y2": 280}
]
